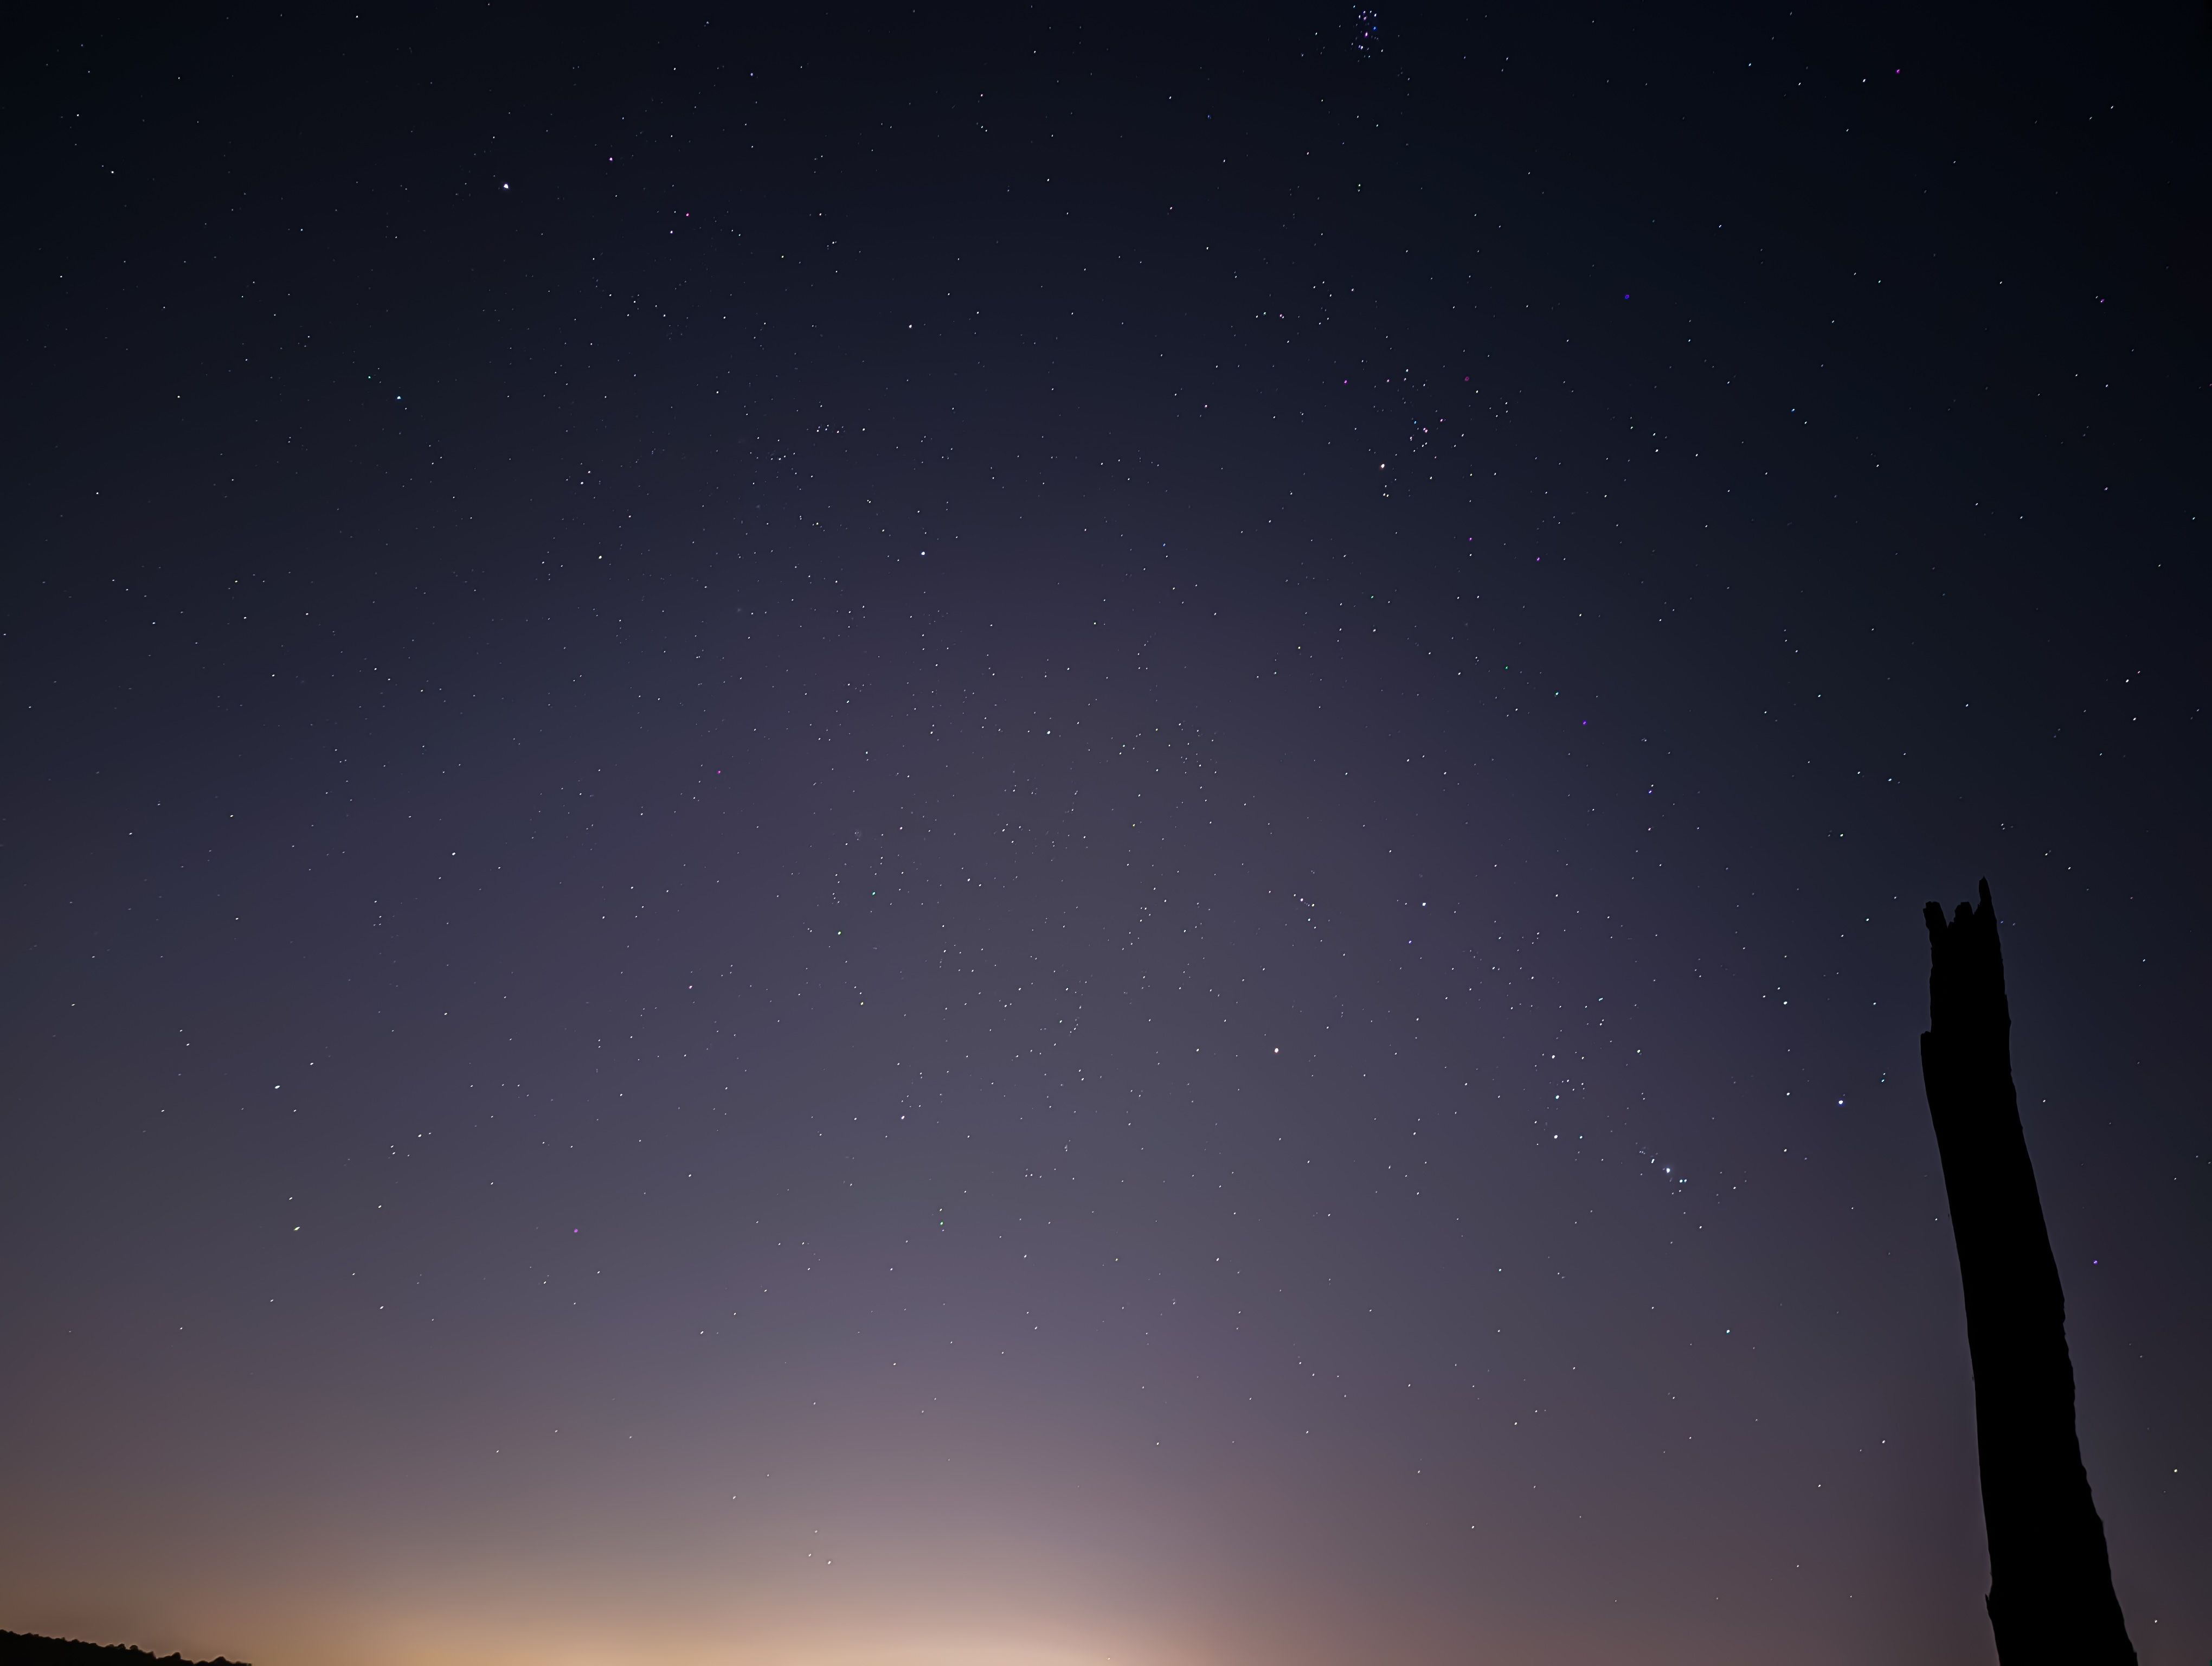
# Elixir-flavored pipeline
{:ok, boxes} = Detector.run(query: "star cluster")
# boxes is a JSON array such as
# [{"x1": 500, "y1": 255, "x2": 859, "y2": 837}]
[{"x1": 2, "y1": 7, "x2": 2204, "y2": 1666}]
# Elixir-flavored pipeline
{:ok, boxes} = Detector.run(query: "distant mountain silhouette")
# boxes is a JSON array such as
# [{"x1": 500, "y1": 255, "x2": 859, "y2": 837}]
[
  {"x1": 0, "y1": 1632, "x2": 247, "y2": 1666},
  {"x1": 1920, "y1": 881, "x2": 2135, "y2": 1665}
]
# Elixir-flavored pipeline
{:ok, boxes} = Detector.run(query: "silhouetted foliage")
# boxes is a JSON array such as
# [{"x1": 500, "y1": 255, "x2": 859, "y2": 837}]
[
  {"x1": 1920, "y1": 881, "x2": 2135, "y2": 1665},
  {"x1": 0, "y1": 1632, "x2": 247, "y2": 1666}
]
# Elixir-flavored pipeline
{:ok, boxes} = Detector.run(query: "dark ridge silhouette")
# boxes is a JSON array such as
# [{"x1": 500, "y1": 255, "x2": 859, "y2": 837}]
[
  {"x1": 0, "y1": 1632, "x2": 247, "y2": 1666},
  {"x1": 1920, "y1": 881, "x2": 2135, "y2": 1665}
]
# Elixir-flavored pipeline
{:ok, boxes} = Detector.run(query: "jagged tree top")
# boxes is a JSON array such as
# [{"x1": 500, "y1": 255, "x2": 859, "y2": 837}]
[{"x1": 1924, "y1": 878, "x2": 2012, "y2": 1059}]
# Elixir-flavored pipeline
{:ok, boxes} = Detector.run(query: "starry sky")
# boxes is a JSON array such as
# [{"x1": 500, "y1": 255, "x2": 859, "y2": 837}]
[{"x1": 4, "y1": 7, "x2": 2206, "y2": 1665}]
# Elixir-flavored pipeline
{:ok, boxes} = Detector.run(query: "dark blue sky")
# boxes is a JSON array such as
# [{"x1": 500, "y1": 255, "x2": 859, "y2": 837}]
[{"x1": 4, "y1": 7, "x2": 2205, "y2": 1664}]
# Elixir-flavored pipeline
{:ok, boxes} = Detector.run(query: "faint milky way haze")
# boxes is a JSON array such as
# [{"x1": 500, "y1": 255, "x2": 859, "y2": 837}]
[{"x1": 3, "y1": 7, "x2": 2205, "y2": 1666}]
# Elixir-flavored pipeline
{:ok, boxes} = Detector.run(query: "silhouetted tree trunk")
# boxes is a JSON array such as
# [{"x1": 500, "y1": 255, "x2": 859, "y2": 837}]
[{"x1": 1920, "y1": 881, "x2": 2134, "y2": 1665}]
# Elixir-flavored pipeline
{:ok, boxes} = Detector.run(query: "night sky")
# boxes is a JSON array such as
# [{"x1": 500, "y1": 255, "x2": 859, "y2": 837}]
[{"x1": 5, "y1": 7, "x2": 2207, "y2": 1665}]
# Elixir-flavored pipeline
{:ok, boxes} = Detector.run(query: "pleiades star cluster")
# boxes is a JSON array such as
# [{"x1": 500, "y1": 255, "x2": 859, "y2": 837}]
[{"x1": 3, "y1": 7, "x2": 2204, "y2": 1665}]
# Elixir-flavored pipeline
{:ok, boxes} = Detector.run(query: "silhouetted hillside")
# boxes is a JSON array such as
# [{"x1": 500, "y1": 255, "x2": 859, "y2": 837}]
[{"x1": 0, "y1": 1632, "x2": 247, "y2": 1666}]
